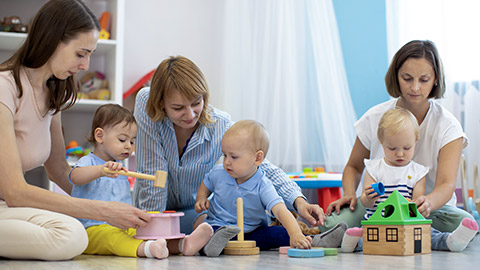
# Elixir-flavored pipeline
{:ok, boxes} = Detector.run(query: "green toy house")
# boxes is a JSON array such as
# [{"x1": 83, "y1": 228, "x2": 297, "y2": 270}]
[{"x1": 361, "y1": 190, "x2": 432, "y2": 255}]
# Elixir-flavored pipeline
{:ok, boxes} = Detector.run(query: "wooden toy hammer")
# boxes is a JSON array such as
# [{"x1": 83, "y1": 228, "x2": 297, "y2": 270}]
[{"x1": 104, "y1": 168, "x2": 167, "y2": 188}]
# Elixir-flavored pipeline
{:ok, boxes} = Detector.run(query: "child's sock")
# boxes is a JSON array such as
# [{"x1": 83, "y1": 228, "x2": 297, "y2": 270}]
[
  {"x1": 179, "y1": 222, "x2": 214, "y2": 256},
  {"x1": 144, "y1": 239, "x2": 169, "y2": 259},
  {"x1": 446, "y1": 218, "x2": 478, "y2": 252},
  {"x1": 341, "y1": 227, "x2": 363, "y2": 253},
  {"x1": 312, "y1": 222, "x2": 348, "y2": 248},
  {"x1": 203, "y1": 225, "x2": 241, "y2": 257}
]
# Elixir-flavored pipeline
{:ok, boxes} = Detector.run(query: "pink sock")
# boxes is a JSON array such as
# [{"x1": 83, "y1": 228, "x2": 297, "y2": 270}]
[
  {"x1": 341, "y1": 227, "x2": 362, "y2": 253},
  {"x1": 180, "y1": 223, "x2": 214, "y2": 256},
  {"x1": 446, "y1": 218, "x2": 478, "y2": 252}
]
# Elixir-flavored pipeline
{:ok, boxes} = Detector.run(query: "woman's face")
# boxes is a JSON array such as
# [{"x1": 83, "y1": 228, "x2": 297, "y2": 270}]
[
  {"x1": 162, "y1": 90, "x2": 204, "y2": 130},
  {"x1": 397, "y1": 57, "x2": 436, "y2": 107},
  {"x1": 47, "y1": 30, "x2": 99, "y2": 80}
]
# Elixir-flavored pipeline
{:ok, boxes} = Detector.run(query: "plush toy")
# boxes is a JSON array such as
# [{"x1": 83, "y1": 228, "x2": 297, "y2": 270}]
[
  {"x1": 78, "y1": 71, "x2": 110, "y2": 100},
  {"x1": 270, "y1": 211, "x2": 321, "y2": 235},
  {"x1": 1, "y1": 16, "x2": 28, "y2": 33}
]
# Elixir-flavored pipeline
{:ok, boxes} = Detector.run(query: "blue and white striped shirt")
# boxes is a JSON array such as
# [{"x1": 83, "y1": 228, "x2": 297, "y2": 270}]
[
  {"x1": 363, "y1": 158, "x2": 429, "y2": 219},
  {"x1": 132, "y1": 87, "x2": 303, "y2": 212}
]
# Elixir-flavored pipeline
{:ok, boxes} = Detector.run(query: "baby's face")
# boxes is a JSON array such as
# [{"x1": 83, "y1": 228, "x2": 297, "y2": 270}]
[
  {"x1": 221, "y1": 133, "x2": 258, "y2": 184},
  {"x1": 381, "y1": 127, "x2": 416, "y2": 167},
  {"x1": 100, "y1": 121, "x2": 137, "y2": 161}
]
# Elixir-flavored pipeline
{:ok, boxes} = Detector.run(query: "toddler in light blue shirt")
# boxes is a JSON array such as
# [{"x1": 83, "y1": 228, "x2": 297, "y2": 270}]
[{"x1": 70, "y1": 104, "x2": 213, "y2": 259}]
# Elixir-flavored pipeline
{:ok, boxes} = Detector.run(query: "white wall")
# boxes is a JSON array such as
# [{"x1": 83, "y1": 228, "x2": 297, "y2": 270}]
[{"x1": 123, "y1": 0, "x2": 226, "y2": 108}]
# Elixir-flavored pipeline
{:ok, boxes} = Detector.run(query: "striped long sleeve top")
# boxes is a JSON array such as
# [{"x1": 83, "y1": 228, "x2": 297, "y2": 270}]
[{"x1": 132, "y1": 87, "x2": 303, "y2": 212}]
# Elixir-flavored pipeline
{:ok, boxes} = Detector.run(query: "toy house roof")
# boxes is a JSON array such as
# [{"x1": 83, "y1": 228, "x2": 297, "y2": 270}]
[{"x1": 361, "y1": 190, "x2": 432, "y2": 226}]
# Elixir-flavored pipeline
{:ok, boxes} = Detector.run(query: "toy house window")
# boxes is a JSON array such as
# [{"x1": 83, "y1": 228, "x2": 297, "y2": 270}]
[
  {"x1": 386, "y1": 228, "x2": 398, "y2": 242},
  {"x1": 367, "y1": 228, "x2": 379, "y2": 241},
  {"x1": 414, "y1": 228, "x2": 422, "y2": 240}
]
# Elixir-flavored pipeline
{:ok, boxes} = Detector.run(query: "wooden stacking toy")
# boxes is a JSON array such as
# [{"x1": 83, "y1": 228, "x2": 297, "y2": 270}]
[
  {"x1": 104, "y1": 168, "x2": 167, "y2": 188},
  {"x1": 223, "y1": 198, "x2": 260, "y2": 255}
]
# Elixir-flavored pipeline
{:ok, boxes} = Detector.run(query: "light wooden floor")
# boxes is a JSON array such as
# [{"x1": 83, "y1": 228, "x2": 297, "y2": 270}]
[{"x1": 1, "y1": 234, "x2": 479, "y2": 270}]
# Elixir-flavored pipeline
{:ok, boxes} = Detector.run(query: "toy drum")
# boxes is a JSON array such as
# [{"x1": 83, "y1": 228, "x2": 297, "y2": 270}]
[{"x1": 134, "y1": 211, "x2": 186, "y2": 239}]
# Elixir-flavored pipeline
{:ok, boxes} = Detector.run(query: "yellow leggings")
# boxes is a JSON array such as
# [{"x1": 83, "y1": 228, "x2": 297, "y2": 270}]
[{"x1": 84, "y1": 224, "x2": 143, "y2": 257}]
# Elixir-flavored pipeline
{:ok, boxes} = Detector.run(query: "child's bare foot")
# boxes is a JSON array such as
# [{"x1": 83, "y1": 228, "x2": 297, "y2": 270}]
[
  {"x1": 180, "y1": 222, "x2": 214, "y2": 256},
  {"x1": 145, "y1": 239, "x2": 169, "y2": 259}
]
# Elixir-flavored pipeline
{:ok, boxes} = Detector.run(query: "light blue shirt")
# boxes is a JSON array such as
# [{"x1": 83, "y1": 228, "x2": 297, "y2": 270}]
[
  {"x1": 70, "y1": 153, "x2": 131, "y2": 228},
  {"x1": 132, "y1": 87, "x2": 303, "y2": 213},
  {"x1": 203, "y1": 164, "x2": 284, "y2": 233}
]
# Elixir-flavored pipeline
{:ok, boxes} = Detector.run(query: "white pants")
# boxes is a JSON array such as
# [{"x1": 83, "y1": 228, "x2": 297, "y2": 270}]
[{"x1": 0, "y1": 200, "x2": 88, "y2": 260}]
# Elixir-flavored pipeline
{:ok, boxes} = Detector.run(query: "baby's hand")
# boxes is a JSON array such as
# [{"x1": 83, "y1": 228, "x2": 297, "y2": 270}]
[
  {"x1": 103, "y1": 161, "x2": 127, "y2": 177},
  {"x1": 365, "y1": 185, "x2": 380, "y2": 201},
  {"x1": 194, "y1": 199, "x2": 210, "y2": 213},
  {"x1": 290, "y1": 233, "x2": 312, "y2": 249}
]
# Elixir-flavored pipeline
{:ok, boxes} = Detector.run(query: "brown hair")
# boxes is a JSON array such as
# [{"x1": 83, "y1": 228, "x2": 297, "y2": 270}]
[
  {"x1": 0, "y1": 0, "x2": 100, "y2": 114},
  {"x1": 224, "y1": 120, "x2": 270, "y2": 157},
  {"x1": 385, "y1": 40, "x2": 445, "y2": 99},
  {"x1": 146, "y1": 56, "x2": 214, "y2": 124},
  {"x1": 87, "y1": 104, "x2": 137, "y2": 145},
  {"x1": 377, "y1": 107, "x2": 419, "y2": 144}
]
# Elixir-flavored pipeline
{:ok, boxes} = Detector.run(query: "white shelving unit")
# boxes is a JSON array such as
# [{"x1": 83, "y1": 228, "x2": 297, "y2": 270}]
[{"x1": 0, "y1": 0, "x2": 125, "y2": 190}]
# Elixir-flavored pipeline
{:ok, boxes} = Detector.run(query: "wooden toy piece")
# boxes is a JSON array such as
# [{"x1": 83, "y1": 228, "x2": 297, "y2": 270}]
[
  {"x1": 279, "y1": 246, "x2": 290, "y2": 254},
  {"x1": 135, "y1": 211, "x2": 185, "y2": 240},
  {"x1": 362, "y1": 190, "x2": 432, "y2": 256},
  {"x1": 315, "y1": 247, "x2": 338, "y2": 256},
  {"x1": 223, "y1": 197, "x2": 260, "y2": 255},
  {"x1": 104, "y1": 168, "x2": 167, "y2": 188},
  {"x1": 288, "y1": 248, "x2": 324, "y2": 258},
  {"x1": 281, "y1": 246, "x2": 337, "y2": 256}
]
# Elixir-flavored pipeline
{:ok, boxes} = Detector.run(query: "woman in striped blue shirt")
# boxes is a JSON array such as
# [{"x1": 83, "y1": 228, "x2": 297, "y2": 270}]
[{"x1": 132, "y1": 56, "x2": 324, "y2": 233}]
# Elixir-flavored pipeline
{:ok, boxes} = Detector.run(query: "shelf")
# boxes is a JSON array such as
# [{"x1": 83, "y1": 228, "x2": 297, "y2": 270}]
[
  {"x1": 0, "y1": 32, "x2": 117, "y2": 54},
  {"x1": 68, "y1": 99, "x2": 116, "y2": 112}
]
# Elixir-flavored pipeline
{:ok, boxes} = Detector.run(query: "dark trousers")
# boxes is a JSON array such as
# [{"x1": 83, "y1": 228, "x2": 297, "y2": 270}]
[{"x1": 213, "y1": 225, "x2": 290, "y2": 250}]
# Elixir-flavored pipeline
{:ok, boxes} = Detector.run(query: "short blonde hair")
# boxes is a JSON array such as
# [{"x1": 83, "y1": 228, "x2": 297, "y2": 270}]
[
  {"x1": 377, "y1": 107, "x2": 419, "y2": 143},
  {"x1": 224, "y1": 120, "x2": 270, "y2": 156},
  {"x1": 146, "y1": 56, "x2": 214, "y2": 124}
]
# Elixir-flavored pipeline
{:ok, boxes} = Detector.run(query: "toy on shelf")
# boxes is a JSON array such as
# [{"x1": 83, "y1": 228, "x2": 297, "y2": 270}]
[
  {"x1": 78, "y1": 71, "x2": 110, "y2": 100},
  {"x1": 65, "y1": 141, "x2": 90, "y2": 162},
  {"x1": 361, "y1": 190, "x2": 432, "y2": 256},
  {"x1": 223, "y1": 197, "x2": 260, "y2": 255},
  {"x1": 134, "y1": 211, "x2": 185, "y2": 240},
  {"x1": 98, "y1": 11, "x2": 111, "y2": 40},
  {"x1": 103, "y1": 168, "x2": 167, "y2": 188},
  {"x1": 1, "y1": 16, "x2": 28, "y2": 33}
]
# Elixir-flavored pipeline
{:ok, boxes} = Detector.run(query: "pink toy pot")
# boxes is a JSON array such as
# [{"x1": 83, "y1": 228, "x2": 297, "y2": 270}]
[{"x1": 134, "y1": 211, "x2": 186, "y2": 240}]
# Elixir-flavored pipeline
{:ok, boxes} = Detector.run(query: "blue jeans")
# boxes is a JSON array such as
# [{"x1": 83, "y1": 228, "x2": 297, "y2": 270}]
[{"x1": 213, "y1": 225, "x2": 290, "y2": 250}]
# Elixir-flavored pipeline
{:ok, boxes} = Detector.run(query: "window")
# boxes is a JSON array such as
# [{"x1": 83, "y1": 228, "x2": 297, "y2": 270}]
[
  {"x1": 386, "y1": 228, "x2": 398, "y2": 242},
  {"x1": 414, "y1": 228, "x2": 422, "y2": 241},
  {"x1": 367, "y1": 228, "x2": 379, "y2": 241}
]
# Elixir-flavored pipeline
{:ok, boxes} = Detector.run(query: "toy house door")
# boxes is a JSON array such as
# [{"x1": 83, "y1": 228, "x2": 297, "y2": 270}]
[{"x1": 414, "y1": 228, "x2": 422, "y2": 253}]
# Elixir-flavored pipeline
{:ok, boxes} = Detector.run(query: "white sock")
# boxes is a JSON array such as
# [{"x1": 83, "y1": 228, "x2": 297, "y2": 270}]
[
  {"x1": 341, "y1": 227, "x2": 362, "y2": 253},
  {"x1": 144, "y1": 240, "x2": 154, "y2": 258},
  {"x1": 178, "y1": 238, "x2": 185, "y2": 254},
  {"x1": 446, "y1": 218, "x2": 478, "y2": 252},
  {"x1": 144, "y1": 239, "x2": 169, "y2": 259}
]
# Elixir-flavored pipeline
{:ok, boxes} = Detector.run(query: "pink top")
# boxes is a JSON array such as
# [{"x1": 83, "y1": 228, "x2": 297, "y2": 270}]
[{"x1": 0, "y1": 68, "x2": 53, "y2": 172}]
